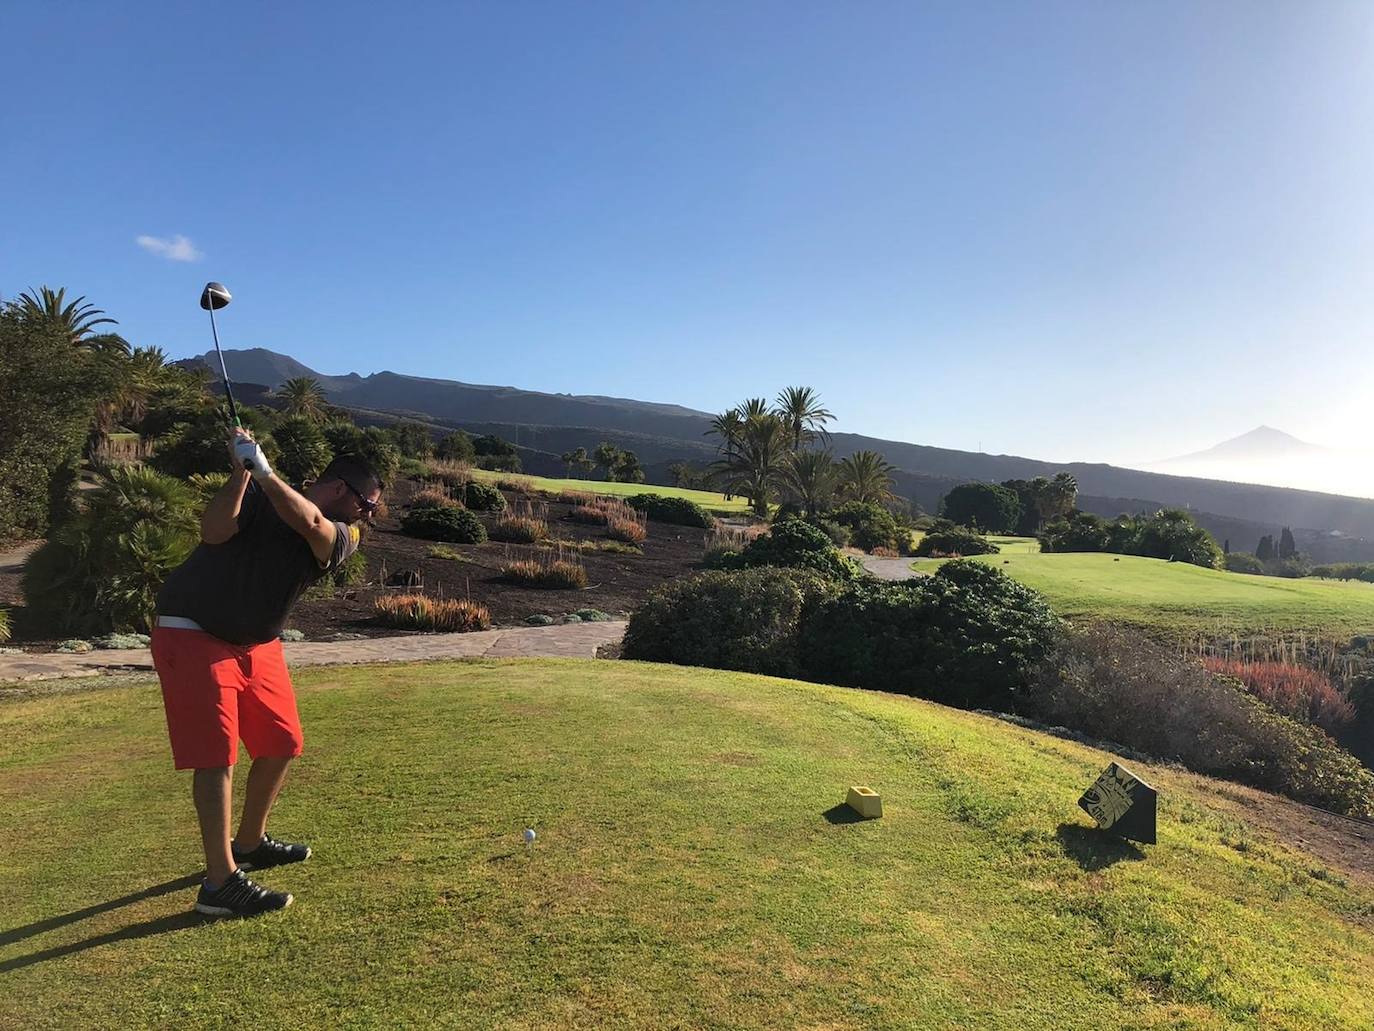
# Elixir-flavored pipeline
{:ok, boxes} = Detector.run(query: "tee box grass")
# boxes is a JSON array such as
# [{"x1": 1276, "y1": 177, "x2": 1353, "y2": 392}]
[{"x1": 2, "y1": 659, "x2": 1371, "y2": 1028}]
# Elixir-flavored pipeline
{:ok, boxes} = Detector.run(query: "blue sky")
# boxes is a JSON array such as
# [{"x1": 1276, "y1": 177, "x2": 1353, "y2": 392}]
[{"x1": 5, "y1": 2, "x2": 1374, "y2": 466}]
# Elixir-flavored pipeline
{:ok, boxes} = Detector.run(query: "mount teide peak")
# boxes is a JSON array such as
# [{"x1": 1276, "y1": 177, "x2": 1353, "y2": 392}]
[{"x1": 1161, "y1": 426, "x2": 1327, "y2": 464}]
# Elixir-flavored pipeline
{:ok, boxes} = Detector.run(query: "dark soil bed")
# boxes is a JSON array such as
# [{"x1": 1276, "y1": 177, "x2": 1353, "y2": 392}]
[
  {"x1": 1, "y1": 482, "x2": 712, "y2": 645},
  {"x1": 298, "y1": 480, "x2": 711, "y2": 634}
]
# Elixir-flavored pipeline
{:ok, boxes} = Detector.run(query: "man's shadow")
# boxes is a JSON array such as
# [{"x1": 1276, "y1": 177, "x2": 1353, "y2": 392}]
[{"x1": 0, "y1": 874, "x2": 208, "y2": 973}]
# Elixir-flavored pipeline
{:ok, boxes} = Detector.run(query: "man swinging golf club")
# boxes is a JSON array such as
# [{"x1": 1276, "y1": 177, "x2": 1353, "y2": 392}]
[{"x1": 151, "y1": 283, "x2": 384, "y2": 917}]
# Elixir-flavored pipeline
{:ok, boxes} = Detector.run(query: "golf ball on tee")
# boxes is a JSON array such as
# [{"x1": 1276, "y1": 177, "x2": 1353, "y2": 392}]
[{"x1": 523, "y1": 828, "x2": 536, "y2": 846}]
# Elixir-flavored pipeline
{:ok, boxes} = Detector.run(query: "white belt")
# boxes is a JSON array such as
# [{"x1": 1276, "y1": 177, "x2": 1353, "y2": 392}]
[{"x1": 156, "y1": 615, "x2": 205, "y2": 631}]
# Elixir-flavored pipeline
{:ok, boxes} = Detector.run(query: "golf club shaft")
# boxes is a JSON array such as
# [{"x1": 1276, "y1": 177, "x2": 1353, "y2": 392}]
[{"x1": 207, "y1": 305, "x2": 241, "y2": 428}]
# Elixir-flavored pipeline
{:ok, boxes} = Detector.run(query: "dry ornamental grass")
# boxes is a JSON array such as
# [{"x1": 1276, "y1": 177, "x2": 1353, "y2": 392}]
[
  {"x1": 373, "y1": 593, "x2": 491, "y2": 632},
  {"x1": 499, "y1": 557, "x2": 589, "y2": 589}
]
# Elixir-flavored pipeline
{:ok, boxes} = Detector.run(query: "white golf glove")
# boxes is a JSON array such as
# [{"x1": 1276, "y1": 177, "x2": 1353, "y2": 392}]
[{"x1": 234, "y1": 437, "x2": 273, "y2": 480}]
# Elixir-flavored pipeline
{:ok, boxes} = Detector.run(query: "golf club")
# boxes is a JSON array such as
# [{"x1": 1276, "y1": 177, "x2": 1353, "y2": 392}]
[{"x1": 199, "y1": 281, "x2": 239, "y2": 427}]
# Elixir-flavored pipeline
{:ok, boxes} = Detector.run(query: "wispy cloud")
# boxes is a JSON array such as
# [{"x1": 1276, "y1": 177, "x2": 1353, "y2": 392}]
[{"x1": 136, "y1": 234, "x2": 203, "y2": 262}]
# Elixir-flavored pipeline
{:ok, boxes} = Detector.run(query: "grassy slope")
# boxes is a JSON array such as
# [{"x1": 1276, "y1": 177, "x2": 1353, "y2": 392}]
[
  {"x1": 2, "y1": 660, "x2": 1371, "y2": 1029},
  {"x1": 469, "y1": 468, "x2": 751, "y2": 514},
  {"x1": 913, "y1": 551, "x2": 1374, "y2": 636}
]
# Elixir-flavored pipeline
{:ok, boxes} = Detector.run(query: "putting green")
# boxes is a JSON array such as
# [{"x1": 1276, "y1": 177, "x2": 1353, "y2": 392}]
[
  {"x1": 2, "y1": 660, "x2": 1371, "y2": 1028},
  {"x1": 469, "y1": 469, "x2": 751, "y2": 514},
  {"x1": 912, "y1": 551, "x2": 1374, "y2": 637}
]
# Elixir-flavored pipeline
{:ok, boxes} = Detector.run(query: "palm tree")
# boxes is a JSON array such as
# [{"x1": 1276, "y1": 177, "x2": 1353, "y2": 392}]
[
  {"x1": 837, "y1": 450, "x2": 896, "y2": 505},
  {"x1": 779, "y1": 450, "x2": 837, "y2": 517},
  {"x1": 710, "y1": 412, "x2": 790, "y2": 516},
  {"x1": 774, "y1": 386, "x2": 835, "y2": 451},
  {"x1": 706, "y1": 408, "x2": 744, "y2": 456},
  {"x1": 277, "y1": 377, "x2": 328, "y2": 421},
  {"x1": 13, "y1": 286, "x2": 118, "y2": 345}
]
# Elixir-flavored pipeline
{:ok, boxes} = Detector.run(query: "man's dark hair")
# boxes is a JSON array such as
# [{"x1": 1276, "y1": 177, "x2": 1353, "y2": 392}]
[{"x1": 318, "y1": 454, "x2": 384, "y2": 493}]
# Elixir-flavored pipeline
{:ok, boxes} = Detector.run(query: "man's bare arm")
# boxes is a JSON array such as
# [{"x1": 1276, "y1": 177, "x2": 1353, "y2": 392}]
[
  {"x1": 201, "y1": 468, "x2": 252, "y2": 544},
  {"x1": 254, "y1": 472, "x2": 338, "y2": 566}
]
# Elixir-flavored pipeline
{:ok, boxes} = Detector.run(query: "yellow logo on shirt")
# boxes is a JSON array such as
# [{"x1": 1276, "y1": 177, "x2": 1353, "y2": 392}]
[{"x1": 349, "y1": 525, "x2": 361, "y2": 548}]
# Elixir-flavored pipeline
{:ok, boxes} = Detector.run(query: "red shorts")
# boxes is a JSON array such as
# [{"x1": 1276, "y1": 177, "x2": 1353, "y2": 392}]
[{"x1": 151, "y1": 626, "x2": 303, "y2": 770}]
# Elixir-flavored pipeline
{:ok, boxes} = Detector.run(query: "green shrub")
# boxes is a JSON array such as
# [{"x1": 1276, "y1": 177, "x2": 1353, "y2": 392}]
[
  {"x1": 624, "y1": 568, "x2": 843, "y2": 678},
  {"x1": 626, "y1": 493, "x2": 714, "y2": 528},
  {"x1": 464, "y1": 481, "x2": 506, "y2": 512},
  {"x1": 1309, "y1": 562, "x2": 1374, "y2": 583},
  {"x1": 829, "y1": 501, "x2": 900, "y2": 553},
  {"x1": 148, "y1": 416, "x2": 235, "y2": 478},
  {"x1": 436, "y1": 431, "x2": 476, "y2": 462},
  {"x1": 1039, "y1": 512, "x2": 1112, "y2": 553},
  {"x1": 427, "y1": 545, "x2": 468, "y2": 561},
  {"x1": 799, "y1": 560, "x2": 1060, "y2": 711},
  {"x1": 939, "y1": 482, "x2": 1022, "y2": 534},
  {"x1": 22, "y1": 466, "x2": 201, "y2": 634},
  {"x1": 1224, "y1": 553, "x2": 1266, "y2": 575},
  {"x1": 400, "y1": 506, "x2": 486, "y2": 544},
  {"x1": 0, "y1": 311, "x2": 109, "y2": 541},
  {"x1": 914, "y1": 527, "x2": 999, "y2": 557},
  {"x1": 271, "y1": 414, "x2": 333, "y2": 483},
  {"x1": 1027, "y1": 625, "x2": 1374, "y2": 819},
  {"x1": 806, "y1": 516, "x2": 850, "y2": 549},
  {"x1": 94, "y1": 632, "x2": 151, "y2": 649},
  {"x1": 738, "y1": 519, "x2": 862, "y2": 580}
]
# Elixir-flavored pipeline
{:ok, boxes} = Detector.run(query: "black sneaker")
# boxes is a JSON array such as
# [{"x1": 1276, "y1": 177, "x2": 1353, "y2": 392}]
[
  {"x1": 232, "y1": 832, "x2": 312, "y2": 871},
  {"x1": 194, "y1": 869, "x2": 292, "y2": 918}
]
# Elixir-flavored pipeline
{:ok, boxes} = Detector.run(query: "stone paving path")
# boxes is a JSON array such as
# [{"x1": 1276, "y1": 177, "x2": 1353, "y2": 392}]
[
  {"x1": 0, "y1": 621, "x2": 628, "y2": 686},
  {"x1": 857, "y1": 555, "x2": 922, "y2": 581}
]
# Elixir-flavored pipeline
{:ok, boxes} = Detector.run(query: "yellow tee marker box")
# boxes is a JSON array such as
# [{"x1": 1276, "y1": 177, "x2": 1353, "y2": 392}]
[{"x1": 845, "y1": 785, "x2": 883, "y2": 819}]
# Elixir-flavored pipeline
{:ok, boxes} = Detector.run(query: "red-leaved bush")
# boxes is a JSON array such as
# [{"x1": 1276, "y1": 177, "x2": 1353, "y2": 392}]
[{"x1": 1201, "y1": 658, "x2": 1355, "y2": 735}]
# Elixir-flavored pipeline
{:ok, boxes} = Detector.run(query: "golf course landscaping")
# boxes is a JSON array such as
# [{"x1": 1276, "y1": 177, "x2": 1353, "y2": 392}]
[
  {"x1": 3, "y1": 659, "x2": 1371, "y2": 1029},
  {"x1": 912, "y1": 546, "x2": 1374, "y2": 637},
  {"x1": 468, "y1": 469, "x2": 752, "y2": 515}
]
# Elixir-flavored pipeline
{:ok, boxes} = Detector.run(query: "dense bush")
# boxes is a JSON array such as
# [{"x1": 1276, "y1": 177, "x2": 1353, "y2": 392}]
[
  {"x1": 1038, "y1": 512, "x2": 1111, "y2": 553},
  {"x1": 436, "y1": 431, "x2": 476, "y2": 462},
  {"x1": 463, "y1": 481, "x2": 506, "y2": 512},
  {"x1": 392, "y1": 422, "x2": 434, "y2": 459},
  {"x1": 1309, "y1": 562, "x2": 1374, "y2": 583},
  {"x1": 0, "y1": 313, "x2": 109, "y2": 541},
  {"x1": 373, "y1": 594, "x2": 490, "y2": 632},
  {"x1": 939, "y1": 482, "x2": 1022, "y2": 534},
  {"x1": 1223, "y1": 552, "x2": 1266, "y2": 575},
  {"x1": 23, "y1": 466, "x2": 200, "y2": 634},
  {"x1": 806, "y1": 516, "x2": 851, "y2": 548},
  {"x1": 623, "y1": 567, "x2": 842, "y2": 677},
  {"x1": 322, "y1": 420, "x2": 365, "y2": 457},
  {"x1": 829, "y1": 501, "x2": 901, "y2": 553},
  {"x1": 354, "y1": 427, "x2": 402, "y2": 486},
  {"x1": 799, "y1": 560, "x2": 1060, "y2": 710},
  {"x1": 1128, "y1": 509, "x2": 1221, "y2": 568},
  {"x1": 148, "y1": 415, "x2": 235, "y2": 478},
  {"x1": 626, "y1": 493, "x2": 715, "y2": 528},
  {"x1": 1027, "y1": 625, "x2": 1374, "y2": 818},
  {"x1": 913, "y1": 527, "x2": 999, "y2": 557},
  {"x1": 737, "y1": 519, "x2": 862, "y2": 580},
  {"x1": 400, "y1": 505, "x2": 486, "y2": 544},
  {"x1": 272, "y1": 415, "x2": 332, "y2": 483}
]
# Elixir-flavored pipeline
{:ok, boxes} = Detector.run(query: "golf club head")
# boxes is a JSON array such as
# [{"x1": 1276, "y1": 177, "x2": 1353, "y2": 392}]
[{"x1": 200, "y1": 282, "x2": 232, "y2": 311}]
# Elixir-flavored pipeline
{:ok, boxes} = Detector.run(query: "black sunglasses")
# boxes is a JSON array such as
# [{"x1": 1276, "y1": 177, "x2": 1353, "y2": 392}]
[{"x1": 342, "y1": 479, "x2": 380, "y2": 515}]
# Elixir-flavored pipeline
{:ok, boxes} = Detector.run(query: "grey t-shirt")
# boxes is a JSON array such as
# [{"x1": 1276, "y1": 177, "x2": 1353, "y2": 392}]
[{"x1": 157, "y1": 481, "x2": 359, "y2": 645}]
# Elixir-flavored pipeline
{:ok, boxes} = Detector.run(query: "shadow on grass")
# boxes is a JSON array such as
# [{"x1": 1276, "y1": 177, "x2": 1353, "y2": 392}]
[
  {"x1": 0, "y1": 873, "x2": 207, "y2": 971},
  {"x1": 1056, "y1": 823, "x2": 1146, "y2": 870},
  {"x1": 0, "y1": 910, "x2": 211, "y2": 972},
  {"x1": 822, "y1": 804, "x2": 865, "y2": 825}
]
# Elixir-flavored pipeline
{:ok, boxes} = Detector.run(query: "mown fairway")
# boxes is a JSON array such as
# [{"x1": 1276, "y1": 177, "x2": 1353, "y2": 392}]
[
  {"x1": 3, "y1": 660, "x2": 1371, "y2": 1029},
  {"x1": 913, "y1": 550, "x2": 1374, "y2": 637},
  {"x1": 468, "y1": 469, "x2": 751, "y2": 514}
]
